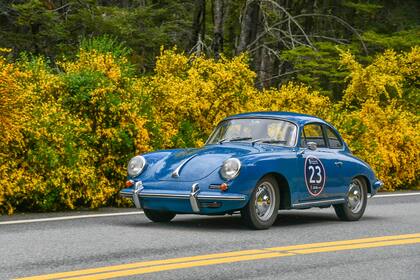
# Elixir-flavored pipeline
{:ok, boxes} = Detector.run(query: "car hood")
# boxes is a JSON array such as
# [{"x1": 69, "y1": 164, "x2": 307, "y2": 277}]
[{"x1": 146, "y1": 144, "x2": 263, "y2": 182}]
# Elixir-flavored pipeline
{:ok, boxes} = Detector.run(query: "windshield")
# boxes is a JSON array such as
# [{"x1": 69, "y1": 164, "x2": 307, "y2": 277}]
[{"x1": 206, "y1": 118, "x2": 298, "y2": 147}]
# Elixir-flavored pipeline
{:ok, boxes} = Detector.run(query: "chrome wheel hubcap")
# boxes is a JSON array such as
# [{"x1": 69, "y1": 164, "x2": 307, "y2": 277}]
[
  {"x1": 347, "y1": 179, "x2": 363, "y2": 213},
  {"x1": 255, "y1": 182, "x2": 275, "y2": 221}
]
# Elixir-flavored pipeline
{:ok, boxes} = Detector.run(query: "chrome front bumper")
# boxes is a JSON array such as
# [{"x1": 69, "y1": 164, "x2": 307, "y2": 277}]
[{"x1": 120, "y1": 181, "x2": 246, "y2": 213}]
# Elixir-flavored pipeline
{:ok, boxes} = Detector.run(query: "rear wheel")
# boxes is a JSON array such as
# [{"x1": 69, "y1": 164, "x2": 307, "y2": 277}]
[
  {"x1": 241, "y1": 176, "x2": 280, "y2": 230},
  {"x1": 334, "y1": 177, "x2": 367, "y2": 221},
  {"x1": 143, "y1": 209, "x2": 176, "y2": 223}
]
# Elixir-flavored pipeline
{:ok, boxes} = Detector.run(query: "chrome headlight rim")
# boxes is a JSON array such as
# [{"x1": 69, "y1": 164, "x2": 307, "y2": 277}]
[
  {"x1": 127, "y1": 155, "x2": 146, "y2": 177},
  {"x1": 220, "y1": 158, "x2": 241, "y2": 180}
]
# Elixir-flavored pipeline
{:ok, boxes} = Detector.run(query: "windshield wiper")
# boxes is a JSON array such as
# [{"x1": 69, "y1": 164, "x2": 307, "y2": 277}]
[
  {"x1": 252, "y1": 138, "x2": 287, "y2": 145},
  {"x1": 219, "y1": 137, "x2": 252, "y2": 144},
  {"x1": 230, "y1": 137, "x2": 252, "y2": 142}
]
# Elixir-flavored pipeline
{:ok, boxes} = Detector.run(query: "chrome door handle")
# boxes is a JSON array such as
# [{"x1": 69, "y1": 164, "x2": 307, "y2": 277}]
[
  {"x1": 297, "y1": 149, "x2": 305, "y2": 156},
  {"x1": 334, "y1": 161, "x2": 343, "y2": 166}
]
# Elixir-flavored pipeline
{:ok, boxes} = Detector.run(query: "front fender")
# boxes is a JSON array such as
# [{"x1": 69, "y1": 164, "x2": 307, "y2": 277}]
[{"x1": 129, "y1": 149, "x2": 186, "y2": 180}]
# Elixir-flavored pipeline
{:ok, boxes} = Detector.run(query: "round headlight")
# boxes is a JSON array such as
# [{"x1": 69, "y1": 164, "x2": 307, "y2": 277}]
[
  {"x1": 220, "y1": 158, "x2": 241, "y2": 180},
  {"x1": 127, "y1": 156, "x2": 146, "y2": 177}
]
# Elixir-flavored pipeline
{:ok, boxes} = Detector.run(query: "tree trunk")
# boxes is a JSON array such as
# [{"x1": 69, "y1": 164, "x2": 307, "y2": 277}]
[
  {"x1": 190, "y1": 0, "x2": 206, "y2": 49},
  {"x1": 212, "y1": 0, "x2": 224, "y2": 59},
  {"x1": 236, "y1": 0, "x2": 260, "y2": 54}
]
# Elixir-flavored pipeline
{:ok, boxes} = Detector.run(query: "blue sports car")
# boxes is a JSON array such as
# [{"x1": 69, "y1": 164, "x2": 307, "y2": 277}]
[{"x1": 120, "y1": 112, "x2": 383, "y2": 229}]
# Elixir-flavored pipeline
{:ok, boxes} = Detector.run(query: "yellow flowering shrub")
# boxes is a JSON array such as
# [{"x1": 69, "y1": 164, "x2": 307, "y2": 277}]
[
  {"x1": 0, "y1": 48, "x2": 150, "y2": 214},
  {"x1": 0, "y1": 49, "x2": 30, "y2": 145},
  {"x1": 335, "y1": 102, "x2": 419, "y2": 190},
  {"x1": 58, "y1": 49, "x2": 130, "y2": 83},
  {"x1": 142, "y1": 50, "x2": 257, "y2": 148},
  {"x1": 340, "y1": 46, "x2": 419, "y2": 110},
  {"x1": 336, "y1": 47, "x2": 419, "y2": 190},
  {"x1": 248, "y1": 83, "x2": 332, "y2": 118},
  {"x1": 0, "y1": 44, "x2": 418, "y2": 214},
  {"x1": 143, "y1": 50, "x2": 328, "y2": 149}
]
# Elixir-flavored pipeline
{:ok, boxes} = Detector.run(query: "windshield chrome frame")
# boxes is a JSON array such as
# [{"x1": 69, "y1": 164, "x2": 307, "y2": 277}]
[{"x1": 205, "y1": 117, "x2": 299, "y2": 147}]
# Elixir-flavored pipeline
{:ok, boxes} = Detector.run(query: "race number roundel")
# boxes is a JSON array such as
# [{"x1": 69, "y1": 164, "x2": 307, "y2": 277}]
[{"x1": 304, "y1": 156, "x2": 326, "y2": 196}]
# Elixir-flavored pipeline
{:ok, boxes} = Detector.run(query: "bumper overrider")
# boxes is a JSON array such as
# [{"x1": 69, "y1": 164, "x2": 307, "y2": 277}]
[
  {"x1": 371, "y1": 180, "x2": 384, "y2": 196},
  {"x1": 374, "y1": 180, "x2": 384, "y2": 189},
  {"x1": 119, "y1": 181, "x2": 247, "y2": 214}
]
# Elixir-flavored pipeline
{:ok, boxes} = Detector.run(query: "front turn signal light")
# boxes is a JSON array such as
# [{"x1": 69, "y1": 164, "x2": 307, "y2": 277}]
[
  {"x1": 125, "y1": 180, "x2": 134, "y2": 187},
  {"x1": 220, "y1": 183, "x2": 228, "y2": 191}
]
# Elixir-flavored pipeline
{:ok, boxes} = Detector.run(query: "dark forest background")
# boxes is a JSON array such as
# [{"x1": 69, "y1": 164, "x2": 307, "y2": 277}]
[{"x1": 1, "y1": 0, "x2": 419, "y2": 99}]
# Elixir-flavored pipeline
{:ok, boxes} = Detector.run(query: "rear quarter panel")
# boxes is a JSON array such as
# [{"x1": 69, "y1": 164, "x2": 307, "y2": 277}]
[{"x1": 341, "y1": 152, "x2": 377, "y2": 194}]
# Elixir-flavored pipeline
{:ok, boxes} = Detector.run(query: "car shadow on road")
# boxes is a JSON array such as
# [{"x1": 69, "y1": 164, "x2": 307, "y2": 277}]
[{"x1": 115, "y1": 210, "x2": 381, "y2": 231}]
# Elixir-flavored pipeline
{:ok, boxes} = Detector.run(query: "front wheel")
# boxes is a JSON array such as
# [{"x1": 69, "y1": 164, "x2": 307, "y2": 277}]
[
  {"x1": 241, "y1": 176, "x2": 280, "y2": 230},
  {"x1": 334, "y1": 177, "x2": 367, "y2": 221},
  {"x1": 143, "y1": 209, "x2": 176, "y2": 223}
]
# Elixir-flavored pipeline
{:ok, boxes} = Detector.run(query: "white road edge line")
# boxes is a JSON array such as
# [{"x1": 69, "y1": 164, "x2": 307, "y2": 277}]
[
  {"x1": 1, "y1": 193, "x2": 419, "y2": 225},
  {"x1": 0, "y1": 211, "x2": 144, "y2": 225},
  {"x1": 372, "y1": 193, "x2": 420, "y2": 198}
]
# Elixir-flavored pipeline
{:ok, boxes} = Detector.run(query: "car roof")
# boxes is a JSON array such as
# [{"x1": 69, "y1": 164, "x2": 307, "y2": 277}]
[{"x1": 224, "y1": 111, "x2": 329, "y2": 126}]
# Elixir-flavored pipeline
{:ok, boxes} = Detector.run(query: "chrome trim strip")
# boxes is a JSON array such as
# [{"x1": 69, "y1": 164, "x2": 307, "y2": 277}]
[
  {"x1": 189, "y1": 183, "x2": 200, "y2": 213},
  {"x1": 140, "y1": 193, "x2": 189, "y2": 198},
  {"x1": 198, "y1": 195, "x2": 246, "y2": 201},
  {"x1": 172, "y1": 155, "x2": 197, "y2": 178},
  {"x1": 119, "y1": 191, "x2": 133, "y2": 198},
  {"x1": 292, "y1": 198, "x2": 345, "y2": 208}
]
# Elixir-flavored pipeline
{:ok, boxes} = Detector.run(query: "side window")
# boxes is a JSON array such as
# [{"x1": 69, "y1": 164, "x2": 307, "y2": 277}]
[
  {"x1": 325, "y1": 126, "x2": 343, "y2": 149},
  {"x1": 302, "y1": 123, "x2": 326, "y2": 147}
]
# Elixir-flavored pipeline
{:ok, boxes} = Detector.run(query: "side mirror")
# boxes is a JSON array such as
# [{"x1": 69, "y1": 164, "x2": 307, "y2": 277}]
[{"x1": 307, "y1": 141, "x2": 317, "y2": 151}]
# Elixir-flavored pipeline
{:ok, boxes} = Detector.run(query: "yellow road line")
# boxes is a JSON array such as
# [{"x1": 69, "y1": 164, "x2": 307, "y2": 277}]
[
  {"x1": 69, "y1": 252, "x2": 296, "y2": 280},
  {"x1": 15, "y1": 233, "x2": 420, "y2": 280},
  {"x1": 15, "y1": 250, "x2": 268, "y2": 280},
  {"x1": 289, "y1": 237, "x2": 420, "y2": 254},
  {"x1": 265, "y1": 232, "x2": 420, "y2": 252},
  {"x1": 64, "y1": 237, "x2": 420, "y2": 280}
]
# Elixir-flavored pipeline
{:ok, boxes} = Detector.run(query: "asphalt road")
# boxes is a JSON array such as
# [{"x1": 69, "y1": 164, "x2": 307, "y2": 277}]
[{"x1": 1, "y1": 193, "x2": 420, "y2": 280}]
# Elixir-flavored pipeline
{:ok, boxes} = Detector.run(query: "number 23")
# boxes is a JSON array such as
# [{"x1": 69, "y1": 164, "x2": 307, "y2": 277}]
[{"x1": 309, "y1": 165, "x2": 322, "y2": 183}]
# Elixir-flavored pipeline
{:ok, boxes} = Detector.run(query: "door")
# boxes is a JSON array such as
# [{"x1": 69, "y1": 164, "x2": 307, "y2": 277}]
[
  {"x1": 322, "y1": 124, "x2": 347, "y2": 195},
  {"x1": 296, "y1": 123, "x2": 344, "y2": 202}
]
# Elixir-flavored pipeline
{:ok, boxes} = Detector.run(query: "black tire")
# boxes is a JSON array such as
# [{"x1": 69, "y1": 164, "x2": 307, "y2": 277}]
[
  {"x1": 143, "y1": 209, "x2": 176, "y2": 223},
  {"x1": 334, "y1": 177, "x2": 367, "y2": 221},
  {"x1": 241, "y1": 176, "x2": 280, "y2": 230}
]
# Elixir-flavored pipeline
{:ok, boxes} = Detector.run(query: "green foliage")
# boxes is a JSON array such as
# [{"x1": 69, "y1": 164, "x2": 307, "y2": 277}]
[
  {"x1": 363, "y1": 29, "x2": 420, "y2": 52},
  {"x1": 280, "y1": 42, "x2": 365, "y2": 100},
  {"x1": 80, "y1": 35, "x2": 132, "y2": 58},
  {"x1": 1, "y1": 0, "x2": 418, "y2": 89},
  {"x1": 278, "y1": 0, "x2": 419, "y2": 93},
  {"x1": 1, "y1": 0, "x2": 193, "y2": 71},
  {"x1": 342, "y1": 1, "x2": 383, "y2": 14}
]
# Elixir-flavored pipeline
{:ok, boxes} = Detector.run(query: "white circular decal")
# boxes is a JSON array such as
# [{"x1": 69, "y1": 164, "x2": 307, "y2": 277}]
[{"x1": 304, "y1": 156, "x2": 326, "y2": 196}]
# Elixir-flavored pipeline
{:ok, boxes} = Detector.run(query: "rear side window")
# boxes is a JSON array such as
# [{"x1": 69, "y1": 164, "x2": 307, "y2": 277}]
[
  {"x1": 325, "y1": 126, "x2": 343, "y2": 149},
  {"x1": 302, "y1": 123, "x2": 326, "y2": 147}
]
